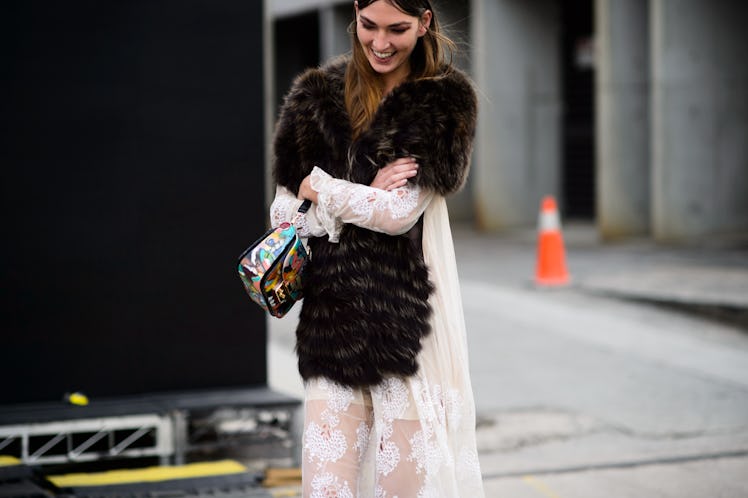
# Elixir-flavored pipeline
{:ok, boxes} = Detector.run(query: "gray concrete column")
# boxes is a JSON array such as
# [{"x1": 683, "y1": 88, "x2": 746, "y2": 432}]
[
  {"x1": 436, "y1": 0, "x2": 473, "y2": 222},
  {"x1": 264, "y1": 0, "x2": 275, "y2": 206},
  {"x1": 319, "y1": 5, "x2": 351, "y2": 61},
  {"x1": 471, "y1": 0, "x2": 562, "y2": 230},
  {"x1": 651, "y1": 1, "x2": 748, "y2": 242},
  {"x1": 595, "y1": 0, "x2": 650, "y2": 240}
]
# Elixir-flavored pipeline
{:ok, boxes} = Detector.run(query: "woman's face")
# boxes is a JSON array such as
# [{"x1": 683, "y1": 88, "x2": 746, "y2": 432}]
[{"x1": 355, "y1": 1, "x2": 431, "y2": 87}]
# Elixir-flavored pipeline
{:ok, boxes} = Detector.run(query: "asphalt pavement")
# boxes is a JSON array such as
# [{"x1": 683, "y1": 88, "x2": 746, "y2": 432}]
[{"x1": 268, "y1": 221, "x2": 748, "y2": 497}]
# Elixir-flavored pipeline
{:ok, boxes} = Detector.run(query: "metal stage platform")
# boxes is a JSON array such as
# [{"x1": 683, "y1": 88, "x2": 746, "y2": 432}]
[{"x1": 0, "y1": 387, "x2": 300, "y2": 468}]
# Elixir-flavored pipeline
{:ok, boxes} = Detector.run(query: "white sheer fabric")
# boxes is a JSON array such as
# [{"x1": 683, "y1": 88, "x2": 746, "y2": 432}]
[
  {"x1": 309, "y1": 167, "x2": 433, "y2": 242},
  {"x1": 270, "y1": 185, "x2": 328, "y2": 239},
  {"x1": 269, "y1": 172, "x2": 484, "y2": 497}
]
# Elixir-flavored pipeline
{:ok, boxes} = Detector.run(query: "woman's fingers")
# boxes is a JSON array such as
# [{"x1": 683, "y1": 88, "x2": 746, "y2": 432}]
[
  {"x1": 385, "y1": 157, "x2": 417, "y2": 171},
  {"x1": 390, "y1": 178, "x2": 409, "y2": 189},
  {"x1": 384, "y1": 163, "x2": 418, "y2": 190},
  {"x1": 370, "y1": 157, "x2": 419, "y2": 190},
  {"x1": 391, "y1": 169, "x2": 417, "y2": 188},
  {"x1": 390, "y1": 157, "x2": 417, "y2": 167},
  {"x1": 386, "y1": 158, "x2": 419, "y2": 176},
  {"x1": 387, "y1": 158, "x2": 418, "y2": 190},
  {"x1": 389, "y1": 166, "x2": 419, "y2": 180}
]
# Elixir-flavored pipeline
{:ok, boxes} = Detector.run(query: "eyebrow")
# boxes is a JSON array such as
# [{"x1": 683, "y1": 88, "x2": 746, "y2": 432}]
[{"x1": 359, "y1": 15, "x2": 412, "y2": 28}]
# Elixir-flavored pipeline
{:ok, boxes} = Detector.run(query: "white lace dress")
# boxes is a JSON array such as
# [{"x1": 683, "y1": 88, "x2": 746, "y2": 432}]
[{"x1": 270, "y1": 167, "x2": 485, "y2": 498}]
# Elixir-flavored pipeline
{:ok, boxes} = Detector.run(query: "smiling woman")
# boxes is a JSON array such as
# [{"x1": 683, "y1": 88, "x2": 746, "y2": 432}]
[
  {"x1": 355, "y1": 1, "x2": 432, "y2": 92},
  {"x1": 346, "y1": 0, "x2": 454, "y2": 140},
  {"x1": 268, "y1": 0, "x2": 484, "y2": 496}
]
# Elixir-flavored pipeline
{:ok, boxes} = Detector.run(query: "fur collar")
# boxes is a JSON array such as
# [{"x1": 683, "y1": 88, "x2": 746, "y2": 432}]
[{"x1": 273, "y1": 57, "x2": 477, "y2": 196}]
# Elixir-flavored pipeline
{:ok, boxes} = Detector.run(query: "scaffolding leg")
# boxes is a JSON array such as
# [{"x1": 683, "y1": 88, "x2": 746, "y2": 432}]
[
  {"x1": 290, "y1": 405, "x2": 303, "y2": 467},
  {"x1": 171, "y1": 410, "x2": 188, "y2": 466}
]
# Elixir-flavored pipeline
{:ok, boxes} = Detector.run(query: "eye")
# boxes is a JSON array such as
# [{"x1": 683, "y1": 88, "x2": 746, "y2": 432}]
[
  {"x1": 361, "y1": 20, "x2": 375, "y2": 30},
  {"x1": 391, "y1": 27, "x2": 408, "y2": 34}
]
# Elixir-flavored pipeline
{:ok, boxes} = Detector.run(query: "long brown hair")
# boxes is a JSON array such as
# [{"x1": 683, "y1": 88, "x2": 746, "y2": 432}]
[{"x1": 345, "y1": 0, "x2": 455, "y2": 139}]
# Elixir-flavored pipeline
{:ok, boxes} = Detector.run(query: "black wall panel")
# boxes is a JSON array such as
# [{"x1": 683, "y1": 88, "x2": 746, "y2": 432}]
[
  {"x1": 561, "y1": 0, "x2": 596, "y2": 219},
  {"x1": 1, "y1": 1, "x2": 267, "y2": 403}
]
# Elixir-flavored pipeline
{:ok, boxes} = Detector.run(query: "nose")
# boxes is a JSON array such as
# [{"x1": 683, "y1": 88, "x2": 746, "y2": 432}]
[{"x1": 371, "y1": 31, "x2": 389, "y2": 50}]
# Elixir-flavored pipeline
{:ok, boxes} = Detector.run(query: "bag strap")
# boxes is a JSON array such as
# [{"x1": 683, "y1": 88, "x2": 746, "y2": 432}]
[
  {"x1": 291, "y1": 199, "x2": 312, "y2": 225},
  {"x1": 297, "y1": 199, "x2": 312, "y2": 214}
]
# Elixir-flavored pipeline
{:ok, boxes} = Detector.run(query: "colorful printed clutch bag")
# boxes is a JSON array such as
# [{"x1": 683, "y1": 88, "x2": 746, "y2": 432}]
[{"x1": 237, "y1": 200, "x2": 311, "y2": 318}]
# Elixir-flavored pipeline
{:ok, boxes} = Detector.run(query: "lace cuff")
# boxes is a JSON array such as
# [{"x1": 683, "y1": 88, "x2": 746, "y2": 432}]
[
  {"x1": 310, "y1": 166, "x2": 433, "y2": 240},
  {"x1": 309, "y1": 170, "x2": 345, "y2": 242},
  {"x1": 269, "y1": 185, "x2": 326, "y2": 238}
]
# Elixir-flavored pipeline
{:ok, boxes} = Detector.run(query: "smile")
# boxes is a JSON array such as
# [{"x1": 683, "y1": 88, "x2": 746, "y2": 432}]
[{"x1": 372, "y1": 49, "x2": 395, "y2": 59}]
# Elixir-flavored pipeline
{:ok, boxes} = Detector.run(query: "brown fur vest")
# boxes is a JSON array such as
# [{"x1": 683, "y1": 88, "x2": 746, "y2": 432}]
[{"x1": 272, "y1": 58, "x2": 477, "y2": 387}]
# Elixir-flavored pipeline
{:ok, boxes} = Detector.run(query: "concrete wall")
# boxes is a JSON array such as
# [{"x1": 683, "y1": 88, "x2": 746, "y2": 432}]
[
  {"x1": 651, "y1": 0, "x2": 748, "y2": 242},
  {"x1": 435, "y1": 0, "x2": 474, "y2": 221},
  {"x1": 319, "y1": 4, "x2": 351, "y2": 61},
  {"x1": 264, "y1": 0, "x2": 275, "y2": 204},
  {"x1": 272, "y1": 0, "x2": 342, "y2": 18},
  {"x1": 595, "y1": 0, "x2": 650, "y2": 239},
  {"x1": 471, "y1": 0, "x2": 561, "y2": 230}
]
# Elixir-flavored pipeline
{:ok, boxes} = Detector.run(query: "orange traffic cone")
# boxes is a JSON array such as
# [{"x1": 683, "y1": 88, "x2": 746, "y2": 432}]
[{"x1": 535, "y1": 196, "x2": 570, "y2": 286}]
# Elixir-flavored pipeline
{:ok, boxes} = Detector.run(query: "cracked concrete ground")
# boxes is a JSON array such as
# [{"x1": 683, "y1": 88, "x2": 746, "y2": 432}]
[
  {"x1": 268, "y1": 223, "x2": 748, "y2": 497},
  {"x1": 457, "y1": 223, "x2": 748, "y2": 497}
]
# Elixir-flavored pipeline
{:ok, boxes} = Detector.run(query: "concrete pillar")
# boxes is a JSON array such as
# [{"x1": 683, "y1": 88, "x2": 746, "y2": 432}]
[
  {"x1": 319, "y1": 5, "x2": 350, "y2": 61},
  {"x1": 264, "y1": 0, "x2": 275, "y2": 206},
  {"x1": 651, "y1": 1, "x2": 748, "y2": 242},
  {"x1": 434, "y1": 0, "x2": 473, "y2": 222},
  {"x1": 595, "y1": 0, "x2": 650, "y2": 240},
  {"x1": 471, "y1": 0, "x2": 562, "y2": 230}
]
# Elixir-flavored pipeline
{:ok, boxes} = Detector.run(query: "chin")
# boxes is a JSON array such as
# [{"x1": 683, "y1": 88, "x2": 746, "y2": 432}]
[{"x1": 369, "y1": 59, "x2": 399, "y2": 75}]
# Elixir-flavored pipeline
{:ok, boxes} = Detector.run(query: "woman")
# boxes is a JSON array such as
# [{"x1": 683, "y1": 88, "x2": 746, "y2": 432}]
[{"x1": 270, "y1": 1, "x2": 484, "y2": 496}]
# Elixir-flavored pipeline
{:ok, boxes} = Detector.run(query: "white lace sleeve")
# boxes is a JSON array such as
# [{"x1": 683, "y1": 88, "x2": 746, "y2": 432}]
[
  {"x1": 269, "y1": 185, "x2": 327, "y2": 238},
  {"x1": 310, "y1": 166, "x2": 433, "y2": 243}
]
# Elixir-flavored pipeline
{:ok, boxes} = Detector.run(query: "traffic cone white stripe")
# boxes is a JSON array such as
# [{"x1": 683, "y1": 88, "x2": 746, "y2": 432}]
[{"x1": 539, "y1": 210, "x2": 561, "y2": 232}]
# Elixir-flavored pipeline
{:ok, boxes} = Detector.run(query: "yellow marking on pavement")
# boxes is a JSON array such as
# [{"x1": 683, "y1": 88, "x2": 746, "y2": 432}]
[
  {"x1": 0, "y1": 456, "x2": 22, "y2": 466},
  {"x1": 269, "y1": 489, "x2": 301, "y2": 497},
  {"x1": 522, "y1": 475, "x2": 564, "y2": 498},
  {"x1": 48, "y1": 460, "x2": 247, "y2": 487}
]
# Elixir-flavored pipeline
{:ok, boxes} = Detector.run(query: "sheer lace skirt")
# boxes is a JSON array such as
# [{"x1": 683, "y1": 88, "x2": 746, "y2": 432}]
[
  {"x1": 301, "y1": 197, "x2": 484, "y2": 498},
  {"x1": 303, "y1": 378, "x2": 425, "y2": 497}
]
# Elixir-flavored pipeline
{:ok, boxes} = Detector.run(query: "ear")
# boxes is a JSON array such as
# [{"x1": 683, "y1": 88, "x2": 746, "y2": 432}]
[
  {"x1": 354, "y1": 1, "x2": 359, "y2": 18},
  {"x1": 418, "y1": 10, "x2": 432, "y2": 36}
]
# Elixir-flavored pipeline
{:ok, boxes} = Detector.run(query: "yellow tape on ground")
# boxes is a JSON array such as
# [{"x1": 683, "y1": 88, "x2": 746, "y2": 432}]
[
  {"x1": 0, "y1": 456, "x2": 22, "y2": 466},
  {"x1": 48, "y1": 460, "x2": 248, "y2": 488},
  {"x1": 522, "y1": 475, "x2": 564, "y2": 498}
]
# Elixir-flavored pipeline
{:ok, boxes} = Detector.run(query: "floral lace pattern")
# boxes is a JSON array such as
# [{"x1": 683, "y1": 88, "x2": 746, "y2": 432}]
[
  {"x1": 310, "y1": 472, "x2": 355, "y2": 498},
  {"x1": 304, "y1": 375, "x2": 483, "y2": 497},
  {"x1": 354, "y1": 421, "x2": 371, "y2": 464},
  {"x1": 371, "y1": 378, "x2": 409, "y2": 478},
  {"x1": 310, "y1": 166, "x2": 430, "y2": 242},
  {"x1": 345, "y1": 184, "x2": 421, "y2": 221},
  {"x1": 269, "y1": 168, "x2": 432, "y2": 243},
  {"x1": 304, "y1": 379, "x2": 355, "y2": 469},
  {"x1": 269, "y1": 186, "x2": 326, "y2": 238},
  {"x1": 456, "y1": 446, "x2": 484, "y2": 493}
]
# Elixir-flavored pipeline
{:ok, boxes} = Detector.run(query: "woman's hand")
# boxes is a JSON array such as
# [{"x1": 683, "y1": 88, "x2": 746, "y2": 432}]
[
  {"x1": 370, "y1": 157, "x2": 419, "y2": 191},
  {"x1": 297, "y1": 175, "x2": 319, "y2": 204}
]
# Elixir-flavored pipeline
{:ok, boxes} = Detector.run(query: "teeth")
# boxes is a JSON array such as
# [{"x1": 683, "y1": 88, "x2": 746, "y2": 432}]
[{"x1": 373, "y1": 49, "x2": 394, "y2": 59}]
